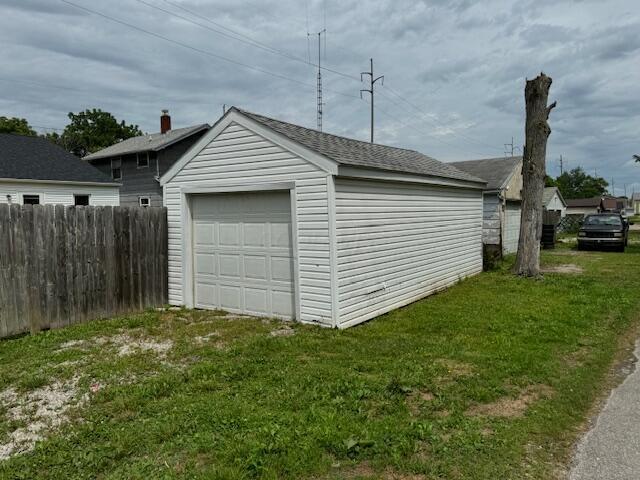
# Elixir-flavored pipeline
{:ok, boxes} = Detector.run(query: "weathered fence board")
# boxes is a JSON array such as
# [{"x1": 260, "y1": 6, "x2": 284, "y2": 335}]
[{"x1": 0, "y1": 205, "x2": 168, "y2": 339}]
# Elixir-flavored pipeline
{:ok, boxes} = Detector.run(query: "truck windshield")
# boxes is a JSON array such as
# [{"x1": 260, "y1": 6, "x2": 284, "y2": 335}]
[{"x1": 583, "y1": 215, "x2": 622, "y2": 227}]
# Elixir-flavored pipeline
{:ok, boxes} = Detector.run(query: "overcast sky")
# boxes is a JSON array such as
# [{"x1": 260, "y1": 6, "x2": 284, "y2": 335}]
[{"x1": 1, "y1": 0, "x2": 639, "y2": 194}]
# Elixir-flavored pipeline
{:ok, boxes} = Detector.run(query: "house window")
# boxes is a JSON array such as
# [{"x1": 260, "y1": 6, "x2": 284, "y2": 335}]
[
  {"x1": 139, "y1": 197, "x2": 150, "y2": 207},
  {"x1": 137, "y1": 152, "x2": 149, "y2": 168},
  {"x1": 111, "y1": 158, "x2": 122, "y2": 180},
  {"x1": 23, "y1": 194, "x2": 40, "y2": 205},
  {"x1": 74, "y1": 194, "x2": 90, "y2": 206}
]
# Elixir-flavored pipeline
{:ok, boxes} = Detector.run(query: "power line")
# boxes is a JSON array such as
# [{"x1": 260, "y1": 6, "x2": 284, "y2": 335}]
[
  {"x1": 59, "y1": 0, "x2": 359, "y2": 101},
  {"x1": 379, "y1": 84, "x2": 503, "y2": 153},
  {"x1": 138, "y1": 0, "x2": 360, "y2": 81}
]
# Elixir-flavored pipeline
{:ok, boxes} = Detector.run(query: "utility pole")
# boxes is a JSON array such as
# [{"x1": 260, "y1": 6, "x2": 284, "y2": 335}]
[
  {"x1": 611, "y1": 178, "x2": 615, "y2": 196},
  {"x1": 558, "y1": 155, "x2": 563, "y2": 175},
  {"x1": 360, "y1": 58, "x2": 384, "y2": 143},
  {"x1": 309, "y1": 29, "x2": 326, "y2": 131},
  {"x1": 504, "y1": 137, "x2": 515, "y2": 156}
]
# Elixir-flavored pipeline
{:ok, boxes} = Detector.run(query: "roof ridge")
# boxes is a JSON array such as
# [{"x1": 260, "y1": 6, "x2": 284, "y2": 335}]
[{"x1": 233, "y1": 107, "x2": 431, "y2": 158}]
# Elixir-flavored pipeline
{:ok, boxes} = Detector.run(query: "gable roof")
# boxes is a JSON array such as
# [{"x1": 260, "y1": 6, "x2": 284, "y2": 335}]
[
  {"x1": 0, "y1": 134, "x2": 117, "y2": 184},
  {"x1": 449, "y1": 156, "x2": 522, "y2": 191},
  {"x1": 232, "y1": 108, "x2": 484, "y2": 184},
  {"x1": 566, "y1": 196, "x2": 603, "y2": 208},
  {"x1": 543, "y1": 186, "x2": 566, "y2": 208},
  {"x1": 84, "y1": 124, "x2": 210, "y2": 161}
]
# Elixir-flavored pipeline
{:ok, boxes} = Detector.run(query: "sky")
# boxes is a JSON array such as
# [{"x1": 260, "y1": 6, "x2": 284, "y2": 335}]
[{"x1": 1, "y1": 0, "x2": 639, "y2": 195}]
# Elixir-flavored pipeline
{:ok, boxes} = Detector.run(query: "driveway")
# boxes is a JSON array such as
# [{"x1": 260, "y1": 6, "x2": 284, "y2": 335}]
[{"x1": 569, "y1": 340, "x2": 640, "y2": 480}]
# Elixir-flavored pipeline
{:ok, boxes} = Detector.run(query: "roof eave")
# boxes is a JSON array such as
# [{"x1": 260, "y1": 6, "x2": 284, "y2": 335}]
[{"x1": 0, "y1": 177, "x2": 121, "y2": 187}]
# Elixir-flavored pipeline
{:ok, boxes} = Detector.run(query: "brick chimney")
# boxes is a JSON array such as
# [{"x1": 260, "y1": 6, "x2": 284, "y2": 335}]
[{"x1": 160, "y1": 109, "x2": 171, "y2": 134}]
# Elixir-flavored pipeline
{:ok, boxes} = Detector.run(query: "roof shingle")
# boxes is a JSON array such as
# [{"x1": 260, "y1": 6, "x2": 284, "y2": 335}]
[
  {"x1": 0, "y1": 134, "x2": 116, "y2": 184},
  {"x1": 449, "y1": 156, "x2": 522, "y2": 190},
  {"x1": 84, "y1": 124, "x2": 210, "y2": 161},
  {"x1": 235, "y1": 108, "x2": 485, "y2": 184}
]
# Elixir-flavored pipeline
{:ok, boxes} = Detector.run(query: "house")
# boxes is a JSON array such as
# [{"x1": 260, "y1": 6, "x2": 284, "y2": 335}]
[
  {"x1": 85, "y1": 110, "x2": 209, "y2": 207},
  {"x1": 542, "y1": 186, "x2": 567, "y2": 217},
  {"x1": 565, "y1": 197, "x2": 603, "y2": 215},
  {"x1": 633, "y1": 192, "x2": 640, "y2": 215},
  {"x1": 160, "y1": 107, "x2": 486, "y2": 329},
  {"x1": 601, "y1": 196, "x2": 628, "y2": 214},
  {"x1": 449, "y1": 156, "x2": 523, "y2": 255},
  {"x1": 0, "y1": 133, "x2": 119, "y2": 205}
]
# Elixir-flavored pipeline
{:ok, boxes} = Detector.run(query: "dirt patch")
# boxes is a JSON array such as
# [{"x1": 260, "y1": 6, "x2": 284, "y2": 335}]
[
  {"x1": 466, "y1": 384, "x2": 555, "y2": 418},
  {"x1": 93, "y1": 334, "x2": 173, "y2": 358},
  {"x1": 330, "y1": 461, "x2": 427, "y2": 479},
  {"x1": 193, "y1": 332, "x2": 220, "y2": 345},
  {"x1": 406, "y1": 390, "x2": 434, "y2": 416},
  {"x1": 56, "y1": 339, "x2": 87, "y2": 351},
  {"x1": 541, "y1": 264, "x2": 584, "y2": 274},
  {"x1": 270, "y1": 327, "x2": 295, "y2": 337},
  {"x1": 0, "y1": 376, "x2": 85, "y2": 460}
]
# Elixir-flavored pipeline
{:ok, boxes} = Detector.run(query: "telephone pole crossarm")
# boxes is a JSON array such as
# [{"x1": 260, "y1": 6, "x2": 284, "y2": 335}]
[{"x1": 360, "y1": 58, "x2": 383, "y2": 143}]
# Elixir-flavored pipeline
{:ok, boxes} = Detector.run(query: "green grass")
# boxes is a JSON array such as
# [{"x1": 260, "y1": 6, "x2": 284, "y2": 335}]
[{"x1": 1, "y1": 245, "x2": 640, "y2": 479}]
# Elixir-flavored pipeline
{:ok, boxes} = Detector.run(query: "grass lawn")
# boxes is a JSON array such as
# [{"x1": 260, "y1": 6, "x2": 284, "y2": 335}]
[{"x1": 1, "y1": 243, "x2": 640, "y2": 479}]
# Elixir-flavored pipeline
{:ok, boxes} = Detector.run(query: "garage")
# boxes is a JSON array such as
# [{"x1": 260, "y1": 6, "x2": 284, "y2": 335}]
[
  {"x1": 161, "y1": 107, "x2": 486, "y2": 328},
  {"x1": 191, "y1": 190, "x2": 295, "y2": 318}
]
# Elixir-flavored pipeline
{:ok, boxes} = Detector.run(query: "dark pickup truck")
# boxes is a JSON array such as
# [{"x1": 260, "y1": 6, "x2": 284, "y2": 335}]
[{"x1": 577, "y1": 213, "x2": 632, "y2": 252}]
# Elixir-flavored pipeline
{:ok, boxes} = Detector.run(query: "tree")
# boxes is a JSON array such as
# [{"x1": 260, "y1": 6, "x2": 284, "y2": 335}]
[
  {"x1": 54, "y1": 109, "x2": 142, "y2": 157},
  {"x1": 552, "y1": 167, "x2": 608, "y2": 199},
  {"x1": 514, "y1": 73, "x2": 556, "y2": 277},
  {"x1": 0, "y1": 116, "x2": 37, "y2": 136},
  {"x1": 634, "y1": 154, "x2": 639, "y2": 162}
]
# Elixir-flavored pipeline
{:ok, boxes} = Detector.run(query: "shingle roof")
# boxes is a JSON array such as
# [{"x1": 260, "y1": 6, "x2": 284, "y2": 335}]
[
  {"x1": 0, "y1": 134, "x2": 116, "y2": 184},
  {"x1": 448, "y1": 156, "x2": 522, "y2": 190},
  {"x1": 543, "y1": 186, "x2": 566, "y2": 207},
  {"x1": 84, "y1": 124, "x2": 210, "y2": 161},
  {"x1": 566, "y1": 197, "x2": 603, "y2": 207},
  {"x1": 234, "y1": 108, "x2": 485, "y2": 184}
]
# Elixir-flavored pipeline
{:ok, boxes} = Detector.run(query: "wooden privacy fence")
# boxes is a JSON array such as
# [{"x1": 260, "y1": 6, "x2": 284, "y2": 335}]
[{"x1": 0, "y1": 204, "x2": 168, "y2": 339}]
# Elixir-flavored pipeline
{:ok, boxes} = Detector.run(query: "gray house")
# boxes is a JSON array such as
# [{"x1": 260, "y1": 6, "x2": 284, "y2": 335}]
[
  {"x1": 85, "y1": 111, "x2": 209, "y2": 207},
  {"x1": 450, "y1": 156, "x2": 523, "y2": 255}
]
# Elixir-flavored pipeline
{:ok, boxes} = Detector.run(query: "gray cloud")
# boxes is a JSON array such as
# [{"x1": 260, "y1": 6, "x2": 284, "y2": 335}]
[{"x1": 0, "y1": 0, "x2": 638, "y2": 193}]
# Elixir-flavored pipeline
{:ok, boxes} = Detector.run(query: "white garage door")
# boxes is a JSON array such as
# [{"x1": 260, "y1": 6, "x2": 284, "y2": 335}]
[
  {"x1": 503, "y1": 201, "x2": 521, "y2": 254},
  {"x1": 191, "y1": 191, "x2": 295, "y2": 319}
]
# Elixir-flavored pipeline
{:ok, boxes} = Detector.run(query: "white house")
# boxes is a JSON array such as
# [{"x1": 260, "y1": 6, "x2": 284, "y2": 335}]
[
  {"x1": 0, "y1": 134, "x2": 120, "y2": 206},
  {"x1": 542, "y1": 187, "x2": 567, "y2": 217},
  {"x1": 160, "y1": 107, "x2": 486, "y2": 329},
  {"x1": 450, "y1": 157, "x2": 523, "y2": 255}
]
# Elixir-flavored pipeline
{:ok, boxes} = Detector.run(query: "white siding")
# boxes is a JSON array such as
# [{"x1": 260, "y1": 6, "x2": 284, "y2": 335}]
[
  {"x1": 482, "y1": 193, "x2": 501, "y2": 245},
  {"x1": 546, "y1": 193, "x2": 566, "y2": 216},
  {"x1": 0, "y1": 181, "x2": 119, "y2": 206},
  {"x1": 502, "y1": 201, "x2": 521, "y2": 254},
  {"x1": 163, "y1": 122, "x2": 333, "y2": 326},
  {"x1": 335, "y1": 178, "x2": 483, "y2": 328}
]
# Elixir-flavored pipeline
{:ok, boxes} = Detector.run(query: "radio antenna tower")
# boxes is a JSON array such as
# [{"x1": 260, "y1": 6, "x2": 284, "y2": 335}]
[{"x1": 309, "y1": 29, "x2": 326, "y2": 131}]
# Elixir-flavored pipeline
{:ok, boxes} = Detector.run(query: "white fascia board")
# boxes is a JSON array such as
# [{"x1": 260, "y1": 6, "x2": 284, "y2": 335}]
[
  {"x1": 337, "y1": 166, "x2": 487, "y2": 190},
  {"x1": 160, "y1": 110, "x2": 338, "y2": 185}
]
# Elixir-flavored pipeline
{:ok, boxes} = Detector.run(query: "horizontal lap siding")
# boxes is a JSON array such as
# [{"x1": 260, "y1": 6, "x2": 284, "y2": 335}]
[
  {"x1": 164, "y1": 122, "x2": 333, "y2": 326},
  {"x1": 0, "y1": 182, "x2": 119, "y2": 206},
  {"x1": 482, "y1": 193, "x2": 501, "y2": 245},
  {"x1": 335, "y1": 179, "x2": 483, "y2": 327}
]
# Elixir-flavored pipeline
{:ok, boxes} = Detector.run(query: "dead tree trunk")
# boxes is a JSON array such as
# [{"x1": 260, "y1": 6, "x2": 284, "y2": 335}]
[{"x1": 514, "y1": 73, "x2": 556, "y2": 277}]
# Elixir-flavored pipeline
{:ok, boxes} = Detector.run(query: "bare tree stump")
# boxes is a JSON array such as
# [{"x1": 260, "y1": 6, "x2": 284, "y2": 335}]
[{"x1": 514, "y1": 73, "x2": 556, "y2": 277}]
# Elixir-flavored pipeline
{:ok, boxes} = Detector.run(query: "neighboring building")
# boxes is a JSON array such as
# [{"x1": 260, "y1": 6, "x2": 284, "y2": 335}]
[
  {"x1": 160, "y1": 107, "x2": 486, "y2": 328},
  {"x1": 542, "y1": 186, "x2": 567, "y2": 217},
  {"x1": 633, "y1": 192, "x2": 640, "y2": 215},
  {"x1": 0, "y1": 133, "x2": 119, "y2": 206},
  {"x1": 85, "y1": 111, "x2": 209, "y2": 207},
  {"x1": 566, "y1": 197, "x2": 604, "y2": 216},
  {"x1": 566, "y1": 195, "x2": 628, "y2": 216},
  {"x1": 450, "y1": 156, "x2": 523, "y2": 254}
]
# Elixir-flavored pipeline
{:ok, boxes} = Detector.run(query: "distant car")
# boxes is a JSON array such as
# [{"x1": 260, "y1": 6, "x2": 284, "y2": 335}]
[{"x1": 577, "y1": 213, "x2": 631, "y2": 252}]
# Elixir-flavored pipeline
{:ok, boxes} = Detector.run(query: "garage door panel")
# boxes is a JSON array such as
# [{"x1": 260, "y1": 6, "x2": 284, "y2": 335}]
[
  {"x1": 244, "y1": 255, "x2": 267, "y2": 280},
  {"x1": 271, "y1": 223, "x2": 291, "y2": 248},
  {"x1": 243, "y1": 223, "x2": 266, "y2": 247},
  {"x1": 195, "y1": 253, "x2": 216, "y2": 275},
  {"x1": 192, "y1": 190, "x2": 295, "y2": 319}
]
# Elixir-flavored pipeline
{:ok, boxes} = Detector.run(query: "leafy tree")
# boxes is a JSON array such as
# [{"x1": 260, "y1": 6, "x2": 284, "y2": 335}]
[
  {"x1": 634, "y1": 154, "x2": 639, "y2": 162},
  {"x1": 551, "y1": 166, "x2": 608, "y2": 199},
  {"x1": 544, "y1": 175, "x2": 556, "y2": 187},
  {"x1": 54, "y1": 109, "x2": 142, "y2": 157},
  {"x1": 0, "y1": 116, "x2": 37, "y2": 136}
]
